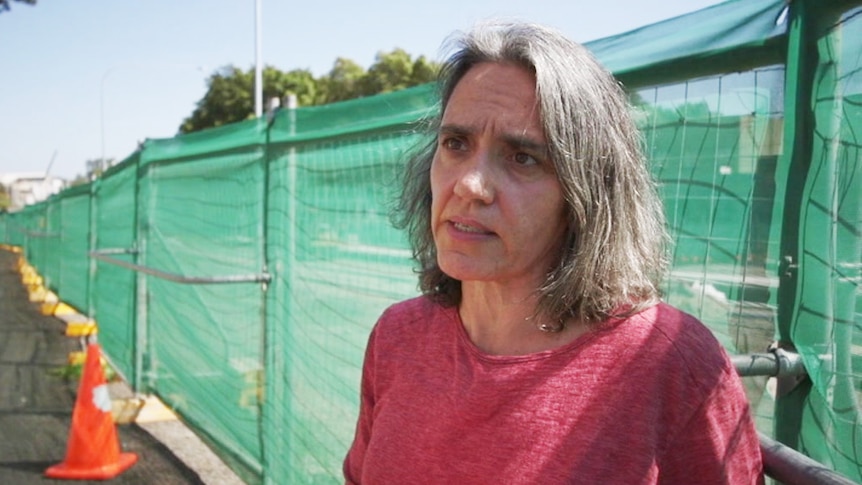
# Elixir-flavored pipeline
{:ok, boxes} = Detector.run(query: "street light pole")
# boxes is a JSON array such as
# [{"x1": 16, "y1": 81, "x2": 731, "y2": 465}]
[{"x1": 254, "y1": 0, "x2": 263, "y2": 118}]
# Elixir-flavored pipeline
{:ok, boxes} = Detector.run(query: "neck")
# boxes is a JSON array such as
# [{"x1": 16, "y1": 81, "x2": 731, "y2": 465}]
[{"x1": 459, "y1": 281, "x2": 586, "y2": 355}]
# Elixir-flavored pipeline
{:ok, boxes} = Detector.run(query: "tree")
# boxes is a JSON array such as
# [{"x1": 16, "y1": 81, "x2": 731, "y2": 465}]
[
  {"x1": 319, "y1": 58, "x2": 366, "y2": 104},
  {"x1": 410, "y1": 55, "x2": 439, "y2": 85},
  {"x1": 357, "y1": 49, "x2": 415, "y2": 96},
  {"x1": 0, "y1": 0, "x2": 35, "y2": 13},
  {"x1": 266, "y1": 67, "x2": 318, "y2": 107},
  {"x1": 180, "y1": 66, "x2": 252, "y2": 133},
  {"x1": 356, "y1": 49, "x2": 439, "y2": 98},
  {"x1": 180, "y1": 66, "x2": 318, "y2": 134},
  {"x1": 318, "y1": 51, "x2": 439, "y2": 104},
  {"x1": 179, "y1": 50, "x2": 440, "y2": 134}
]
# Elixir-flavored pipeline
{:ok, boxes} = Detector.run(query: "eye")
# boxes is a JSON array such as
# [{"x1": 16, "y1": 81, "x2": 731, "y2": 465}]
[
  {"x1": 514, "y1": 152, "x2": 539, "y2": 166},
  {"x1": 440, "y1": 136, "x2": 467, "y2": 152}
]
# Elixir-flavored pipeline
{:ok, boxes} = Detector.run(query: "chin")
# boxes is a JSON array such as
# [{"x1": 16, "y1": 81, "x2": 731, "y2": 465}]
[{"x1": 438, "y1": 262, "x2": 493, "y2": 283}]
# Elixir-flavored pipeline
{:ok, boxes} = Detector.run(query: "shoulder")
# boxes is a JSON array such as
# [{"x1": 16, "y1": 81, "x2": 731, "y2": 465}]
[
  {"x1": 610, "y1": 302, "x2": 740, "y2": 408},
  {"x1": 629, "y1": 302, "x2": 732, "y2": 374},
  {"x1": 371, "y1": 295, "x2": 456, "y2": 347},
  {"x1": 628, "y1": 308, "x2": 762, "y2": 480},
  {"x1": 379, "y1": 295, "x2": 446, "y2": 323},
  {"x1": 364, "y1": 296, "x2": 458, "y2": 384}
]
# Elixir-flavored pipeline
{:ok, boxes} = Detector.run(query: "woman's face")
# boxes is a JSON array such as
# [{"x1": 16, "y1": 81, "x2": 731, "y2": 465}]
[{"x1": 430, "y1": 62, "x2": 567, "y2": 289}]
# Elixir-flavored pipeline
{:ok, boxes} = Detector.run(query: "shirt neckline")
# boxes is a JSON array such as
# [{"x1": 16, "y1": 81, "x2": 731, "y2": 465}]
[{"x1": 445, "y1": 304, "x2": 624, "y2": 365}]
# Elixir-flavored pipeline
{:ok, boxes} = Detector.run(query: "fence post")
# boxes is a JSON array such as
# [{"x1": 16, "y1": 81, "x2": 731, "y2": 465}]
[
  {"x1": 87, "y1": 179, "x2": 99, "y2": 320},
  {"x1": 132, "y1": 151, "x2": 148, "y2": 393},
  {"x1": 261, "y1": 94, "x2": 299, "y2": 484},
  {"x1": 259, "y1": 110, "x2": 274, "y2": 485},
  {"x1": 773, "y1": 0, "x2": 818, "y2": 452}
]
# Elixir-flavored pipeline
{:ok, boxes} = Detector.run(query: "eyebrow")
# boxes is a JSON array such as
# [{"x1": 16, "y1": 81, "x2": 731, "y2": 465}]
[
  {"x1": 439, "y1": 123, "x2": 549, "y2": 155},
  {"x1": 438, "y1": 123, "x2": 470, "y2": 137},
  {"x1": 503, "y1": 134, "x2": 548, "y2": 156}
]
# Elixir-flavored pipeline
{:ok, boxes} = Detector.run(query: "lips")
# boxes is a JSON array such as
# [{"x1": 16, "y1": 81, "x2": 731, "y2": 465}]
[
  {"x1": 448, "y1": 218, "x2": 494, "y2": 236},
  {"x1": 452, "y1": 221, "x2": 487, "y2": 234}
]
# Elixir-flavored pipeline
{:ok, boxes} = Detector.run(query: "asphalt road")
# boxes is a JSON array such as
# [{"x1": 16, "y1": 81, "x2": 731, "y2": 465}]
[{"x1": 0, "y1": 248, "x2": 206, "y2": 485}]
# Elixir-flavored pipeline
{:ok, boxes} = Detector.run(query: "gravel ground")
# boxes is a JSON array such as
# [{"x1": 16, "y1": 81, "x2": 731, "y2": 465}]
[{"x1": 0, "y1": 248, "x2": 241, "y2": 485}]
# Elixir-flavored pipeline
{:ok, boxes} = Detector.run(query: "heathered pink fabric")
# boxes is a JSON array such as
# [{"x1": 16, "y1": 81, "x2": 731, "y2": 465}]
[{"x1": 344, "y1": 296, "x2": 763, "y2": 484}]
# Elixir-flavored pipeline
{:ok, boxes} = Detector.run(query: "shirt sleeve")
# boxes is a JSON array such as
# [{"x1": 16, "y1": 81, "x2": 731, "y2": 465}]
[
  {"x1": 343, "y1": 325, "x2": 379, "y2": 485},
  {"x1": 658, "y1": 367, "x2": 764, "y2": 485}
]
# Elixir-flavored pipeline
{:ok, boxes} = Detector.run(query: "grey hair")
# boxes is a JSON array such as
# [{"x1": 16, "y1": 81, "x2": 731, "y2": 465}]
[{"x1": 394, "y1": 20, "x2": 669, "y2": 326}]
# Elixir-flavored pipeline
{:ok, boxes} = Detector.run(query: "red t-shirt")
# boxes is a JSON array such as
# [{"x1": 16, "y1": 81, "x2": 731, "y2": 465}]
[{"x1": 344, "y1": 296, "x2": 763, "y2": 484}]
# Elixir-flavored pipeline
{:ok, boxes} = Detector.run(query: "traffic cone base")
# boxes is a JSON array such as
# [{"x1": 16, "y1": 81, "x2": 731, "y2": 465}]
[
  {"x1": 44, "y1": 452, "x2": 137, "y2": 480},
  {"x1": 45, "y1": 342, "x2": 138, "y2": 480}
]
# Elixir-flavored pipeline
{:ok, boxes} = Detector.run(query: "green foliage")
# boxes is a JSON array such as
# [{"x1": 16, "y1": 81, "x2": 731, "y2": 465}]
[
  {"x1": 358, "y1": 49, "x2": 416, "y2": 96},
  {"x1": 410, "y1": 55, "x2": 439, "y2": 86},
  {"x1": 0, "y1": 184, "x2": 10, "y2": 211},
  {"x1": 321, "y1": 58, "x2": 366, "y2": 103},
  {"x1": 48, "y1": 361, "x2": 117, "y2": 383},
  {"x1": 180, "y1": 66, "x2": 320, "y2": 133},
  {"x1": 327, "y1": 48, "x2": 439, "y2": 102},
  {"x1": 179, "y1": 49, "x2": 440, "y2": 134},
  {"x1": 180, "y1": 66, "x2": 257, "y2": 133},
  {"x1": 0, "y1": 0, "x2": 36, "y2": 13}
]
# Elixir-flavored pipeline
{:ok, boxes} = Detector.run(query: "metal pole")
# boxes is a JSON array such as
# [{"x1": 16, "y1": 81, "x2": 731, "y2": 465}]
[
  {"x1": 731, "y1": 349, "x2": 807, "y2": 378},
  {"x1": 760, "y1": 433, "x2": 860, "y2": 485},
  {"x1": 89, "y1": 251, "x2": 270, "y2": 285},
  {"x1": 254, "y1": 0, "x2": 263, "y2": 118}
]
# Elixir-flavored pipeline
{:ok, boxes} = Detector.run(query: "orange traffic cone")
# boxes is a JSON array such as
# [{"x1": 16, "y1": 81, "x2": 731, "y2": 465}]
[{"x1": 45, "y1": 342, "x2": 138, "y2": 480}]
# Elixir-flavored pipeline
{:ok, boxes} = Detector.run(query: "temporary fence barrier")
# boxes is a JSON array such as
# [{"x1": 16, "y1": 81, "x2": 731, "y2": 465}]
[{"x1": 1, "y1": 0, "x2": 860, "y2": 482}]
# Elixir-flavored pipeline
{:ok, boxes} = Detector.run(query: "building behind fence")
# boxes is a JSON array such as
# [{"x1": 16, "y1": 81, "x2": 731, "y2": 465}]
[{"x1": 1, "y1": 0, "x2": 860, "y2": 483}]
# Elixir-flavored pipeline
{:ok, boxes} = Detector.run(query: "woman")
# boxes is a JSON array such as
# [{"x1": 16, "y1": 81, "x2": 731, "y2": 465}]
[{"x1": 344, "y1": 21, "x2": 763, "y2": 484}]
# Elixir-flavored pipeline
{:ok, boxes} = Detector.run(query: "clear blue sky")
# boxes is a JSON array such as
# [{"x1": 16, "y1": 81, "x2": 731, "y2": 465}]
[{"x1": 0, "y1": 0, "x2": 723, "y2": 180}]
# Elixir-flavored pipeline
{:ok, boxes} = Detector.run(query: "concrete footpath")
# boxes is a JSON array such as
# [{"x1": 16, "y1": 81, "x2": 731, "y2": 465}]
[{"x1": 0, "y1": 248, "x2": 244, "y2": 485}]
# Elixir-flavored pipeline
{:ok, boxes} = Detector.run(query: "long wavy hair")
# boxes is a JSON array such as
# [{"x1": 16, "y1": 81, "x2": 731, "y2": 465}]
[{"x1": 393, "y1": 21, "x2": 669, "y2": 327}]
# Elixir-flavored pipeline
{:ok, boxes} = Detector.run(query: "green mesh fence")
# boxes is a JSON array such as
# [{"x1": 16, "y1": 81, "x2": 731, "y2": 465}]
[
  {"x1": 25, "y1": 202, "x2": 50, "y2": 286},
  {"x1": 92, "y1": 155, "x2": 140, "y2": 382},
  {"x1": 632, "y1": 66, "x2": 786, "y2": 432},
  {"x1": 262, "y1": 86, "x2": 434, "y2": 483},
  {"x1": 44, "y1": 197, "x2": 62, "y2": 292},
  {"x1": 57, "y1": 184, "x2": 92, "y2": 314},
  {"x1": 1, "y1": 0, "x2": 861, "y2": 483},
  {"x1": 137, "y1": 121, "x2": 269, "y2": 477},
  {"x1": 11, "y1": 199, "x2": 62, "y2": 296},
  {"x1": 792, "y1": 6, "x2": 862, "y2": 479},
  {"x1": 4, "y1": 207, "x2": 25, "y2": 247}
]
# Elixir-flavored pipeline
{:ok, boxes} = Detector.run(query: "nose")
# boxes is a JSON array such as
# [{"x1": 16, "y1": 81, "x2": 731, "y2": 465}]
[{"x1": 453, "y1": 152, "x2": 495, "y2": 204}]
